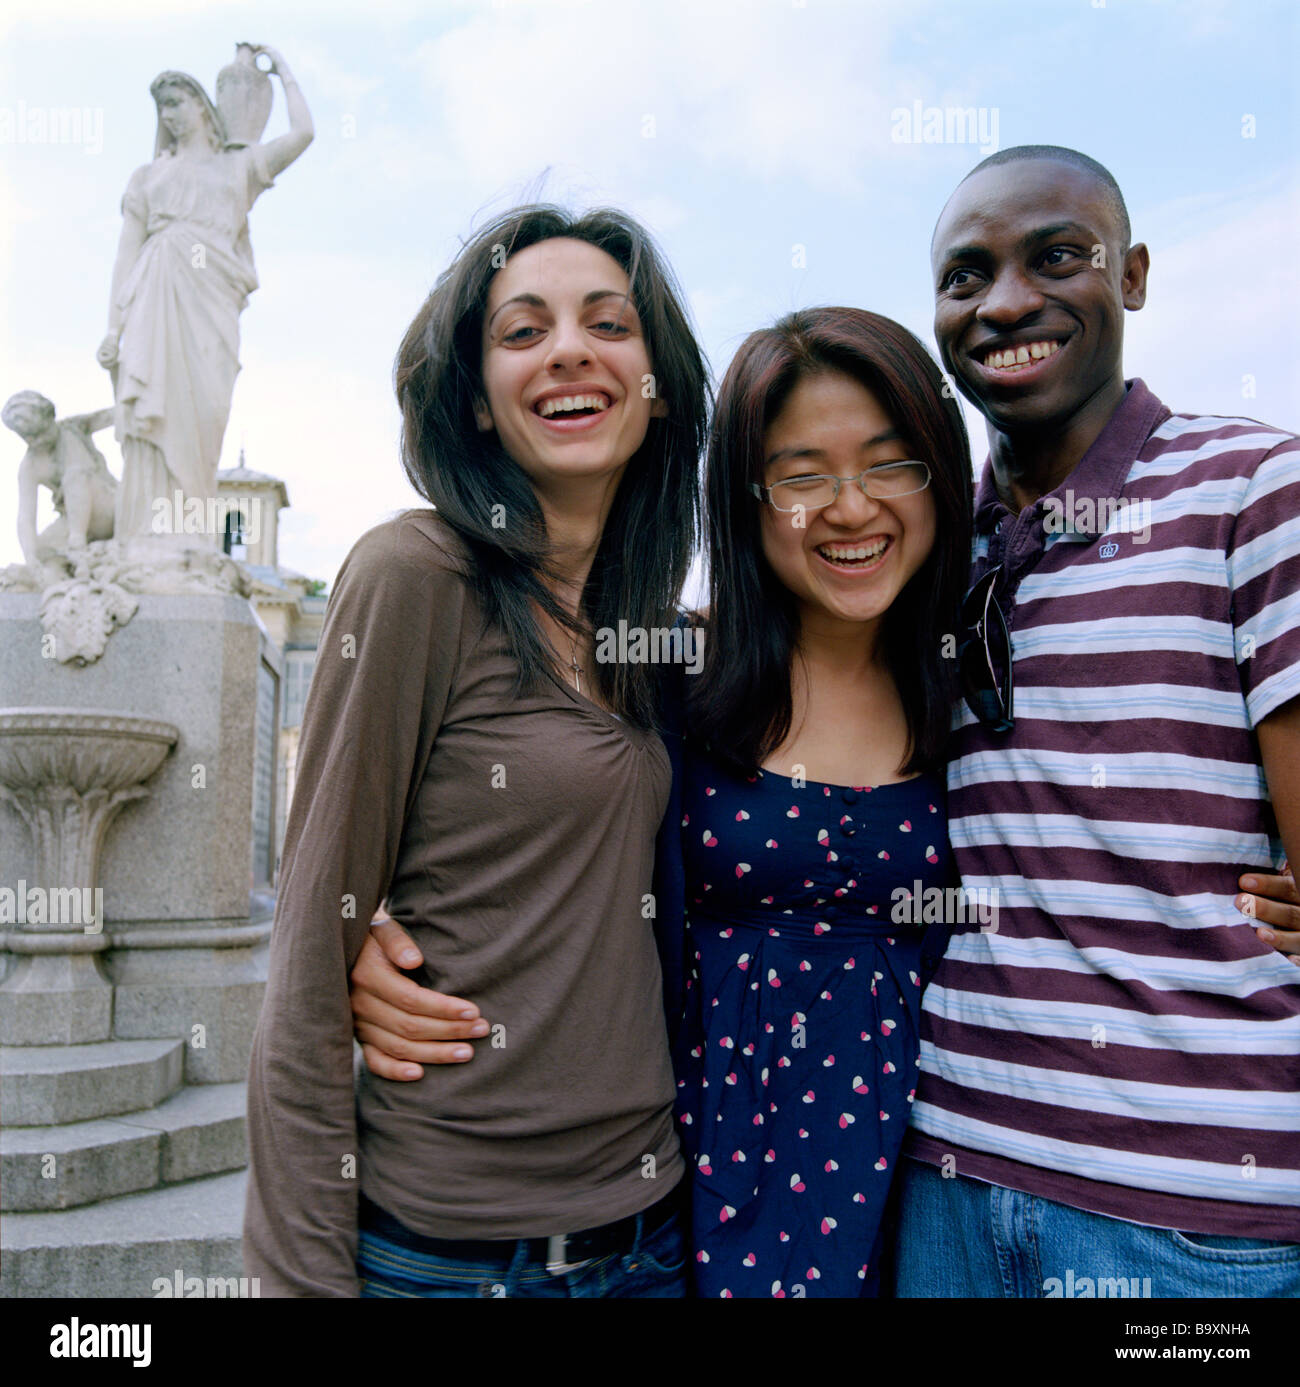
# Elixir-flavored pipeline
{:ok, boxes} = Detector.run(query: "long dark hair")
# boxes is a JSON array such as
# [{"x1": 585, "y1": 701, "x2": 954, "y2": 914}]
[
  {"x1": 395, "y1": 205, "x2": 709, "y2": 729},
  {"x1": 690, "y1": 307, "x2": 972, "y2": 775}
]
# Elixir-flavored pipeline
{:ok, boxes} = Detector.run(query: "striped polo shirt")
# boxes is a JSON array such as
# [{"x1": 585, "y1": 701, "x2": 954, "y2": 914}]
[{"x1": 905, "y1": 379, "x2": 1300, "y2": 1238}]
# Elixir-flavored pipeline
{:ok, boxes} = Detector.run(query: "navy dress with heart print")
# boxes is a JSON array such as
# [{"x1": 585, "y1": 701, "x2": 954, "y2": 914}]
[{"x1": 673, "y1": 744, "x2": 952, "y2": 1298}]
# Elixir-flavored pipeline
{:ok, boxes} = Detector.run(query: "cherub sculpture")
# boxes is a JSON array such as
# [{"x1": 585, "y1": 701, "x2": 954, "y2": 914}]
[{"x1": 4, "y1": 390, "x2": 118, "y2": 578}]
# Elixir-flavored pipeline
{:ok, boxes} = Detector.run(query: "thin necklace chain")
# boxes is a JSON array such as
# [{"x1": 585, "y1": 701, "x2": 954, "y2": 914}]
[{"x1": 542, "y1": 595, "x2": 586, "y2": 694}]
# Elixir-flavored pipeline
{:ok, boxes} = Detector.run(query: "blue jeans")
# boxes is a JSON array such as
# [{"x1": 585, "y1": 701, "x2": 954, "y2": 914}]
[
  {"x1": 357, "y1": 1206, "x2": 688, "y2": 1298},
  {"x1": 893, "y1": 1158, "x2": 1300, "y2": 1298}
]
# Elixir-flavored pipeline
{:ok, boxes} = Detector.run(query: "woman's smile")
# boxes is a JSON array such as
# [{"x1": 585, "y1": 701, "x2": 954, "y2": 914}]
[
  {"x1": 529, "y1": 385, "x2": 615, "y2": 432},
  {"x1": 760, "y1": 370, "x2": 936, "y2": 638},
  {"x1": 812, "y1": 533, "x2": 895, "y2": 574}
]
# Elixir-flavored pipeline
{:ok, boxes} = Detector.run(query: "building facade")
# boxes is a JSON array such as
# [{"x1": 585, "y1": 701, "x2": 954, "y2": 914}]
[{"x1": 216, "y1": 456, "x2": 325, "y2": 873}]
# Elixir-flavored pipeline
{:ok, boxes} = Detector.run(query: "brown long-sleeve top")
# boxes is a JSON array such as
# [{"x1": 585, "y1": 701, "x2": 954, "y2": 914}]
[{"x1": 242, "y1": 510, "x2": 683, "y2": 1296}]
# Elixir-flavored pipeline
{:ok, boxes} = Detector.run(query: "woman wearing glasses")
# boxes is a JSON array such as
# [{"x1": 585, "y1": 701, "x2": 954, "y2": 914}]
[
  {"x1": 348, "y1": 302, "x2": 1300, "y2": 1295},
  {"x1": 351, "y1": 306, "x2": 971, "y2": 1296},
  {"x1": 675, "y1": 307, "x2": 972, "y2": 1296}
]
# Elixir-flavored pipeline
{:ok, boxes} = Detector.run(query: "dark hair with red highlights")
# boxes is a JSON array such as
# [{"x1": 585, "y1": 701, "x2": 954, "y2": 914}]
[{"x1": 689, "y1": 306, "x2": 973, "y2": 775}]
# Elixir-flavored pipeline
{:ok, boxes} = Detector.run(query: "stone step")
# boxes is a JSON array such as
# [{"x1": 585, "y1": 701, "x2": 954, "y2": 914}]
[
  {"x1": 1, "y1": 1082, "x2": 247, "y2": 1211},
  {"x1": 0, "y1": 1037, "x2": 185, "y2": 1126},
  {"x1": 1, "y1": 1167, "x2": 251, "y2": 1298}
]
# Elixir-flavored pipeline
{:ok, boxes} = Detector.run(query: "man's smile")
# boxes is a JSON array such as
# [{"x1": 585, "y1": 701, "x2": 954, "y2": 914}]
[{"x1": 966, "y1": 335, "x2": 1069, "y2": 387}]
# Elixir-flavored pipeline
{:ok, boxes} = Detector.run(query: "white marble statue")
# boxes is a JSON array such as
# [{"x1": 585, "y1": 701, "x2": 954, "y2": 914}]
[
  {"x1": 95, "y1": 45, "x2": 312, "y2": 541},
  {"x1": 0, "y1": 379, "x2": 252, "y2": 658},
  {"x1": 3, "y1": 391, "x2": 117, "y2": 579}
]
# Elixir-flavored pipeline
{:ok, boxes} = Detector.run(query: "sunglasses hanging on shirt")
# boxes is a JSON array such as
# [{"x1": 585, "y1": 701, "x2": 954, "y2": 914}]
[{"x1": 959, "y1": 566, "x2": 1015, "y2": 732}]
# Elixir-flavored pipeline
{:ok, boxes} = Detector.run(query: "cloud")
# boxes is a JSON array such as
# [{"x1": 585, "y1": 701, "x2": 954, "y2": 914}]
[
  {"x1": 406, "y1": 0, "x2": 909, "y2": 196},
  {"x1": 3, "y1": 0, "x2": 1293, "y2": 586},
  {"x1": 0, "y1": 0, "x2": 443, "y2": 37},
  {"x1": 1124, "y1": 183, "x2": 1300, "y2": 430}
]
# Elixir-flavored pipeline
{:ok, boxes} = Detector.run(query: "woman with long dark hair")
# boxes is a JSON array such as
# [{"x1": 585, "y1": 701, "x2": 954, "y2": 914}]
[
  {"x1": 345, "y1": 302, "x2": 1300, "y2": 1294},
  {"x1": 349, "y1": 305, "x2": 972, "y2": 1295},
  {"x1": 675, "y1": 308, "x2": 972, "y2": 1296},
  {"x1": 242, "y1": 204, "x2": 709, "y2": 1297}
]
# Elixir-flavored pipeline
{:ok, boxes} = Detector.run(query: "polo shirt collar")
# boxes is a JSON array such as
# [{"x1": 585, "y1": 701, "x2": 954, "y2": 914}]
[{"x1": 972, "y1": 378, "x2": 1169, "y2": 542}]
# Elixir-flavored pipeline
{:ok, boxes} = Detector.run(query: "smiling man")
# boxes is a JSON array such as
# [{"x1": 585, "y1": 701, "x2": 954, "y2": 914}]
[{"x1": 894, "y1": 146, "x2": 1300, "y2": 1297}]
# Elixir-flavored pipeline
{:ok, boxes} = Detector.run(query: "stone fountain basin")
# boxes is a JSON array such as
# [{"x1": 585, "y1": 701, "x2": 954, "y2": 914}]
[{"x1": 0, "y1": 709, "x2": 178, "y2": 794}]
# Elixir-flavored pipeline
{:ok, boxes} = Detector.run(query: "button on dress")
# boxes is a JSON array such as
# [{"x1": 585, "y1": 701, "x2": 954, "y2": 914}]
[{"x1": 675, "y1": 748, "x2": 951, "y2": 1298}]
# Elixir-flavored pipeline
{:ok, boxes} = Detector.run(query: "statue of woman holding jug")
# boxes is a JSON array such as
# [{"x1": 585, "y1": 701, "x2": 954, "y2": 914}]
[{"x1": 97, "y1": 44, "x2": 313, "y2": 540}]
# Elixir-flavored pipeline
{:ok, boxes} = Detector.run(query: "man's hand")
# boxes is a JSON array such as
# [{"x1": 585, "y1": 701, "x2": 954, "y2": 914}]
[
  {"x1": 350, "y1": 918, "x2": 489, "y2": 1079},
  {"x1": 1237, "y1": 863, "x2": 1300, "y2": 965}
]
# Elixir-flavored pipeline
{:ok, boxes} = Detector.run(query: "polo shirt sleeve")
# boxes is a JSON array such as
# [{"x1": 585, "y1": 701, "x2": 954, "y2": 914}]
[
  {"x1": 243, "y1": 513, "x2": 466, "y2": 1296},
  {"x1": 1227, "y1": 437, "x2": 1300, "y2": 727}
]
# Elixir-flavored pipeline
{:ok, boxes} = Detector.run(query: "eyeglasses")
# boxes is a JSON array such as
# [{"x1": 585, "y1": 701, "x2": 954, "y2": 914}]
[
  {"x1": 750, "y1": 460, "x2": 932, "y2": 513},
  {"x1": 959, "y1": 567, "x2": 1014, "y2": 732}
]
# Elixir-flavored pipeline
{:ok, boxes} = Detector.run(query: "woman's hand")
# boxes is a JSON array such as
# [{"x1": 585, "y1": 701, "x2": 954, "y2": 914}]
[
  {"x1": 96, "y1": 334, "x2": 119, "y2": 369},
  {"x1": 1237, "y1": 862, "x2": 1300, "y2": 964},
  {"x1": 350, "y1": 917, "x2": 490, "y2": 1078}
]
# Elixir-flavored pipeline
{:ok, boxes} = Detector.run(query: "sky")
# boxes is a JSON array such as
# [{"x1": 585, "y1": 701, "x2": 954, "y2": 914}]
[{"x1": 2, "y1": 0, "x2": 1296, "y2": 594}]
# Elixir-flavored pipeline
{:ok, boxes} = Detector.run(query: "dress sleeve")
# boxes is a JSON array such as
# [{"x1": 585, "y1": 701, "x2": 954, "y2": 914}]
[
  {"x1": 242, "y1": 513, "x2": 467, "y2": 1296},
  {"x1": 1227, "y1": 438, "x2": 1300, "y2": 726}
]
